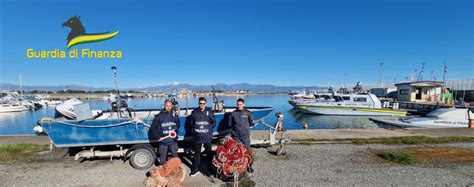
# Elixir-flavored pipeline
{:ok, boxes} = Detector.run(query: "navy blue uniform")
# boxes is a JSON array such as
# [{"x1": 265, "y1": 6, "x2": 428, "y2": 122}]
[
  {"x1": 190, "y1": 107, "x2": 216, "y2": 143},
  {"x1": 190, "y1": 107, "x2": 215, "y2": 173},
  {"x1": 228, "y1": 108, "x2": 254, "y2": 147},
  {"x1": 150, "y1": 110, "x2": 180, "y2": 164}
]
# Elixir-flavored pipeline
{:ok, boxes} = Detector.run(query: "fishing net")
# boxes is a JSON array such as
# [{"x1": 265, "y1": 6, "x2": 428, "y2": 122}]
[
  {"x1": 144, "y1": 157, "x2": 186, "y2": 187},
  {"x1": 212, "y1": 137, "x2": 252, "y2": 180}
]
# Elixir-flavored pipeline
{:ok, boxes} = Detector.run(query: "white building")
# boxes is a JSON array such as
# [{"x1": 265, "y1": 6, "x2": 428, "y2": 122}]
[{"x1": 395, "y1": 81, "x2": 443, "y2": 102}]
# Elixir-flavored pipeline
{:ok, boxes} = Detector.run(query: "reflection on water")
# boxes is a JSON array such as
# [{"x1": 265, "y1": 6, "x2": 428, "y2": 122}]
[
  {"x1": 0, "y1": 94, "x2": 380, "y2": 135},
  {"x1": 290, "y1": 110, "x2": 378, "y2": 129}
]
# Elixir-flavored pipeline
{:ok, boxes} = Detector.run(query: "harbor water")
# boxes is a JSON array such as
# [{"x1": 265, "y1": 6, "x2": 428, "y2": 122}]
[{"x1": 0, "y1": 94, "x2": 380, "y2": 135}]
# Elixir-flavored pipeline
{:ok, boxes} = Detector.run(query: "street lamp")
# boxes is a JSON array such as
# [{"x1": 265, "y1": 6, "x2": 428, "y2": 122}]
[
  {"x1": 111, "y1": 66, "x2": 121, "y2": 117},
  {"x1": 379, "y1": 62, "x2": 384, "y2": 87}
]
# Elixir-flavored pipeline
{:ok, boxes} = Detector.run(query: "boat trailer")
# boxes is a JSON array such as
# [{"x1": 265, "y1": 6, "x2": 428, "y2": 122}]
[{"x1": 251, "y1": 112, "x2": 291, "y2": 155}]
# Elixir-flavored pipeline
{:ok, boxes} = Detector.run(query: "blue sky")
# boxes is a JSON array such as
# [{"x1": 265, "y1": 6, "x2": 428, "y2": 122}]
[{"x1": 0, "y1": 0, "x2": 472, "y2": 88}]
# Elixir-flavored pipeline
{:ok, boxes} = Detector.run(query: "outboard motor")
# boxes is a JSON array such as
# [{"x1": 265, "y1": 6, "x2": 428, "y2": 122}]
[
  {"x1": 111, "y1": 100, "x2": 132, "y2": 118},
  {"x1": 111, "y1": 100, "x2": 129, "y2": 111},
  {"x1": 55, "y1": 99, "x2": 83, "y2": 119},
  {"x1": 55, "y1": 99, "x2": 103, "y2": 120},
  {"x1": 171, "y1": 98, "x2": 179, "y2": 113},
  {"x1": 211, "y1": 86, "x2": 225, "y2": 113},
  {"x1": 212, "y1": 100, "x2": 225, "y2": 113}
]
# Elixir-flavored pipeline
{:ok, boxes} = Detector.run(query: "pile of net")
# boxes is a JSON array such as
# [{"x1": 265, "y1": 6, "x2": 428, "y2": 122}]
[
  {"x1": 212, "y1": 137, "x2": 252, "y2": 180},
  {"x1": 144, "y1": 157, "x2": 186, "y2": 187}
]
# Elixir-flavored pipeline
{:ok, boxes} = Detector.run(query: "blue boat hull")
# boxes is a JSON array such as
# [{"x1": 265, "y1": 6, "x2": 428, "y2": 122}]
[{"x1": 38, "y1": 107, "x2": 273, "y2": 147}]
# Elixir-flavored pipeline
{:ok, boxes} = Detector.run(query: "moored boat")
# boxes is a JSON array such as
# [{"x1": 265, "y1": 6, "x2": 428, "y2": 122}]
[
  {"x1": 0, "y1": 102, "x2": 29, "y2": 113},
  {"x1": 296, "y1": 93, "x2": 406, "y2": 116},
  {"x1": 293, "y1": 82, "x2": 406, "y2": 116},
  {"x1": 370, "y1": 108, "x2": 472, "y2": 128}
]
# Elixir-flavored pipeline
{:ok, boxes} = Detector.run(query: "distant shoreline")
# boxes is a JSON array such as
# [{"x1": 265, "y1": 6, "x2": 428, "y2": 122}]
[{"x1": 34, "y1": 92, "x2": 288, "y2": 100}]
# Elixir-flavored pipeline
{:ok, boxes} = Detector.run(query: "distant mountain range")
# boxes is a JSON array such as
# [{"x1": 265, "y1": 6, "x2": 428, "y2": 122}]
[
  {"x1": 0, "y1": 83, "x2": 322, "y2": 92},
  {"x1": 0, "y1": 83, "x2": 106, "y2": 91}
]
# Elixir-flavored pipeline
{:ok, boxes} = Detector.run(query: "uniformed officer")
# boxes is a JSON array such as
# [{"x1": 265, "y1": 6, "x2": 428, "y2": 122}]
[
  {"x1": 228, "y1": 98, "x2": 255, "y2": 173},
  {"x1": 150, "y1": 99, "x2": 180, "y2": 165},
  {"x1": 189, "y1": 97, "x2": 216, "y2": 177}
]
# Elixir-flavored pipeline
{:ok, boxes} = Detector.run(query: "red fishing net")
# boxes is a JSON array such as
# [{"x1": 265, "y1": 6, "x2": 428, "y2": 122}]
[{"x1": 212, "y1": 137, "x2": 252, "y2": 178}]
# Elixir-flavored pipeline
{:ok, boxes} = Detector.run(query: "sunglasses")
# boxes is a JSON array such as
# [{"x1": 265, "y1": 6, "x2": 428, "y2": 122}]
[{"x1": 199, "y1": 102, "x2": 206, "y2": 105}]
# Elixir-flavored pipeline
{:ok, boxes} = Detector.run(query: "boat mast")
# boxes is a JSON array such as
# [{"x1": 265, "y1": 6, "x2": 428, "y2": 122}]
[
  {"x1": 19, "y1": 74, "x2": 23, "y2": 99},
  {"x1": 211, "y1": 86, "x2": 218, "y2": 103},
  {"x1": 442, "y1": 58, "x2": 447, "y2": 89},
  {"x1": 344, "y1": 73, "x2": 348, "y2": 88}
]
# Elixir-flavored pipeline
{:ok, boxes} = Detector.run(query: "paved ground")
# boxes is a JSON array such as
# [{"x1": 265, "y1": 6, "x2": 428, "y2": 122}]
[
  {"x1": 1, "y1": 128, "x2": 472, "y2": 186},
  {"x1": 252, "y1": 143, "x2": 474, "y2": 186},
  {"x1": 252, "y1": 128, "x2": 417, "y2": 141},
  {"x1": 1, "y1": 143, "x2": 473, "y2": 186}
]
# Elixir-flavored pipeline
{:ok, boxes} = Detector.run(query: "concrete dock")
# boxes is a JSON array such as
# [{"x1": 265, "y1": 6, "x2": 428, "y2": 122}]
[
  {"x1": 252, "y1": 128, "x2": 474, "y2": 140},
  {"x1": 1, "y1": 128, "x2": 473, "y2": 146}
]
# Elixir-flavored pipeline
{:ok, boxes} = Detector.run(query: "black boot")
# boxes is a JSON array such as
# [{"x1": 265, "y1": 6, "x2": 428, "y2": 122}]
[
  {"x1": 247, "y1": 164, "x2": 254, "y2": 173},
  {"x1": 190, "y1": 169, "x2": 200, "y2": 177}
]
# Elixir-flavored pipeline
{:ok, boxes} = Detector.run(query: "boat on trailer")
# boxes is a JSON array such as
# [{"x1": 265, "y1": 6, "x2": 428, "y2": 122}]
[
  {"x1": 35, "y1": 99, "x2": 273, "y2": 147},
  {"x1": 34, "y1": 98, "x2": 273, "y2": 169}
]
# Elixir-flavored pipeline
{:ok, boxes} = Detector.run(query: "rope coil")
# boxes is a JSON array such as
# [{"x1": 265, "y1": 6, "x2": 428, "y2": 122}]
[{"x1": 41, "y1": 118, "x2": 151, "y2": 128}]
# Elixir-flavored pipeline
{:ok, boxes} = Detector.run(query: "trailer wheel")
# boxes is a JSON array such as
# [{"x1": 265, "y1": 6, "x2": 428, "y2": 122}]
[{"x1": 129, "y1": 148, "x2": 154, "y2": 170}]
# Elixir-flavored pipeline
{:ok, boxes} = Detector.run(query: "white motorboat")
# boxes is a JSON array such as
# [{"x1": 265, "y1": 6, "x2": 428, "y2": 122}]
[
  {"x1": 38, "y1": 99, "x2": 63, "y2": 106},
  {"x1": 296, "y1": 93, "x2": 407, "y2": 116},
  {"x1": 124, "y1": 92, "x2": 134, "y2": 98},
  {"x1": 35, "y1": 94, "x2": 50, "y2": 100},
  {"x1": 370, "y1": 108, "x2": 472, "y2": 128},
  {"x1": 0, "y1": 102, "x2": 29, "y2": 113},
  {"x1": 0, "y1": 92, "x2": 15, "y2": 101},
  {"x1": 49, "y1": 100, "x2": 63, "y2": 105},
  {"x1": 103, "y1": 93, "x2": 117, "y2": 101},
  {"x1": 19, "y1": 100, "x2": 35, "y2": 110},
  {"x1": 289, "y1": 94, "x2": 334, "y2": 107}
]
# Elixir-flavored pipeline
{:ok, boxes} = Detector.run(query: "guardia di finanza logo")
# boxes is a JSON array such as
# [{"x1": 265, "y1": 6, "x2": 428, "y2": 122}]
[
  {"x1": 26, "y1": 15, "x2": 122, "y2": 59},
  {"x1": 62, "y1": 15, "x2": 119, "y2": 49}
]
